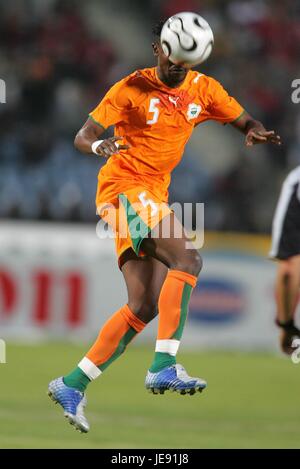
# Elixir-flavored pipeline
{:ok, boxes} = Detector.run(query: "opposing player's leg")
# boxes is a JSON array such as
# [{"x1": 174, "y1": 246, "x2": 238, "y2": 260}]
[
  {"x1": 142, "y1": 212, "x2": 207, "y2": 395},
  {"x1": 269, "y1": 169, "x2": 300, "y2": 355},
  {"x1": 48, "y1": 251, "x2": 167, "y2": 432},
  {"x1": 275, "y1": 255, "x2": 300, "y2": 355}
]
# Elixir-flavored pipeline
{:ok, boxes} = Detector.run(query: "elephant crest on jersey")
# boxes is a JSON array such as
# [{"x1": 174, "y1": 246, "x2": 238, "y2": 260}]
[{"x1": 187, "y1": 103, "x2": 202, "y2": 120}]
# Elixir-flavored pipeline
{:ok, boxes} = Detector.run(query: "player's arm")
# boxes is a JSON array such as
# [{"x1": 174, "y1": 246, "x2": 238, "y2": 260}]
[
  {"x1": 231, "y1": 111, "x2": 282, "y2": 147},
  {"x1": 205, "y1": 78, "x2": 281, "y2": 146},
  {"x1": 74, "y1": 118, "x2": 129, "y2": 158}
]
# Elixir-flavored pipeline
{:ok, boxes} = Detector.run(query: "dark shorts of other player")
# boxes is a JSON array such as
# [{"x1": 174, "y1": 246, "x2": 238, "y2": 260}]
[{"x1": 270, "y1": 179, "x2": 300, "y2": 261}]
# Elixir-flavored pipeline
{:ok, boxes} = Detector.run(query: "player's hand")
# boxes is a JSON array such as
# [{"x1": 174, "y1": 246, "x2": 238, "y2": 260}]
[
  {"x1": 94, "y1": 136, "x2": 130, "y2": 158},
  {"x1": 245, "y1": 129, "x2": 282, "y2": 147}
]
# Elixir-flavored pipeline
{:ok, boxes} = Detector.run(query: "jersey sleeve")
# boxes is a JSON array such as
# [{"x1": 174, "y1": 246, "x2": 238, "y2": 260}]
[
  {"x1": 89, "y1": 78, "x2": 131, "y2": 129},
  {"x1": 205, "y1": 77, "x2": 244, "y2": 124}
]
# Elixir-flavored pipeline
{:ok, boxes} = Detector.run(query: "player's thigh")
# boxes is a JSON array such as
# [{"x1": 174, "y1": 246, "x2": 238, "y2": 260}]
[
  {"x1": 121, "y1": 250, "x2": 168, "y2": 323},
  {"x1": 141, "y1": 211, "x2": 202, "y2": 275}
]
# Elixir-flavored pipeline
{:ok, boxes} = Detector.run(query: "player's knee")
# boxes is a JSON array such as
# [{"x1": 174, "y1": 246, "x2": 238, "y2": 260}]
[
  {"x1": 281, "y1": 260, "x2": 297, "y2": 282},
  {"x1": 282, "y1": 271, "x2": 291, "y2": 286},
  {"x1": 171, "y1": 250, "x2": 202, "y2": 277},
  {"x1": 128, "y1": 301, "x2": 158, "y2": 324}
]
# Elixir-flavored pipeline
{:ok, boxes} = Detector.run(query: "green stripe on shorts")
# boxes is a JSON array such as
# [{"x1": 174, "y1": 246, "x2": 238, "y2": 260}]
[{"x1": 119, "y1": 193, "x2": 151, "y2": 255}]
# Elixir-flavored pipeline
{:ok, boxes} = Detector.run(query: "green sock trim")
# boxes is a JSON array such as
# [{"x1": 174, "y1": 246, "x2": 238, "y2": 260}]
[
  {"x1": 172, "y1": 283, "x2": 193, "y2": 340},
  {"x1": 63, "y1": 367, "x2": 91, "y2": 393},
  {"x1": 149, "y1": 352, "x2": 176, "y2": 373},
  {"x1": 98, "y1": 327, "x2": 137, "y2": 372}
]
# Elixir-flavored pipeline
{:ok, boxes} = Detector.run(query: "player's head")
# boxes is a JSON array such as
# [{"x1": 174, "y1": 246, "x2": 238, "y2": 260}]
[{"x1": 152, "y1": 20, "x2": 190, "y2": 88}]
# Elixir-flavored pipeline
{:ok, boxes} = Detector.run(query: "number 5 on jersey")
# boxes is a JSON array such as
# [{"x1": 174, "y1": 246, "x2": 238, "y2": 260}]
[
  {"x1": 138, "y1": 191, "x2": 158, "y2": 216},
  {"x1": 147, "y1": 98, "x2": 160, "y2": 125}
]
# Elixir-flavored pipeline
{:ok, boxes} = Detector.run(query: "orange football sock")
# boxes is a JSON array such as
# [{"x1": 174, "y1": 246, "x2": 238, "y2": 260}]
[
  {"x1": 86, "y1": 304, "x2": 146, "y2": 371},
  {"x1": 149, "y1": 269, "x2": 197, "y2": 373},
  {"x1": 64, "y1": 305, "x2": 146, "y2": 392}
]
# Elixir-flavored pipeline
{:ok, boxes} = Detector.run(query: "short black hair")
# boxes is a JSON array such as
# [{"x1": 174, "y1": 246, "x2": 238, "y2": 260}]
[{"x1": 152, "y1": 19, "x2": 166, "y2": 39}]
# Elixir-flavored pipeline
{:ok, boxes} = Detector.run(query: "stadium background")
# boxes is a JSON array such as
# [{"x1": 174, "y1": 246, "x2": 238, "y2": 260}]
[{"x1": 0, "y1": 0, "x2": 299, "y2": 449}]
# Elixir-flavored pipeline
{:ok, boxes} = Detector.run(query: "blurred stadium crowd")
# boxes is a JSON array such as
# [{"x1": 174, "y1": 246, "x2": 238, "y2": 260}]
[{"x1": 0, "y1": 0, "x2": 299, "y2": 231}]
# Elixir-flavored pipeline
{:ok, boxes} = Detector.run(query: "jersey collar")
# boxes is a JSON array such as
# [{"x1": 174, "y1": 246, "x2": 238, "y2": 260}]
[{"x1": 154, "y1": 67, "x2": 190, "y2": 94}]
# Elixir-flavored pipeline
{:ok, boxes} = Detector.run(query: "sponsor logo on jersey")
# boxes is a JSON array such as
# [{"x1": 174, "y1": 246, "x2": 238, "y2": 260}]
[{"x1": 168, "y1": 96, "x2": 180, "y2": 106}]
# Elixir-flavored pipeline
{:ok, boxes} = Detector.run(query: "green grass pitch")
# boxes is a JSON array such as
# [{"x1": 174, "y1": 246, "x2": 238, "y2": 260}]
[{"x1": 0, "y1": 343, "x2": 299, "y2": 448}]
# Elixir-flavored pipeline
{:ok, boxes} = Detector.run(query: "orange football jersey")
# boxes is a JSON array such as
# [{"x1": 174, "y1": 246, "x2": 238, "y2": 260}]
[{"x1": 89, "y1": 67, "x2": 244, "y2": 206}]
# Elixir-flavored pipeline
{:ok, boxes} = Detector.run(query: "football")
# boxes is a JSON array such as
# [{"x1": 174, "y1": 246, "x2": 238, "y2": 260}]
[{"x1": 160, "y1": 12, "x2": 214, "y2": 67}]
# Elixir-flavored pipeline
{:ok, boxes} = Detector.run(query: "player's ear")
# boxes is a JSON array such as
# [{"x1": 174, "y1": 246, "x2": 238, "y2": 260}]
[{"x1": 152, "y1": 42, "x2": 159, "y2": 56}]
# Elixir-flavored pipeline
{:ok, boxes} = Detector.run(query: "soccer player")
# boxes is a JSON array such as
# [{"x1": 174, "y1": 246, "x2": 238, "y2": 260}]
[
  {"x1": 48, "y1": 21, "x2": 281, "y2": 433},
  {"x1": 270, "y1": 166, "x2": 300, "y2": 355}
]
